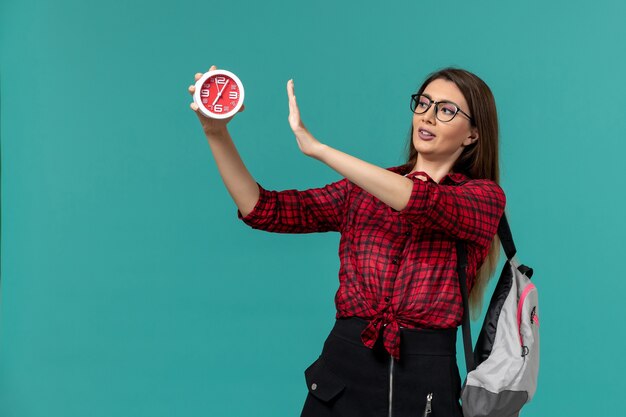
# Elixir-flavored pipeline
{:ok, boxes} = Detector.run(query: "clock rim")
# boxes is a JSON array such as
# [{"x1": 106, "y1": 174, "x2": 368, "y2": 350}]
[{"x1": 193, "y1": 69, "x2": 245, "y2": 120}]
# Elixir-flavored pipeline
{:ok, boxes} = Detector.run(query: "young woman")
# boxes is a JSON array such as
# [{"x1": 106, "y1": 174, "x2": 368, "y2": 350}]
[{"x1": 188, "y1": 66, "x2": 506, "y2": 417}]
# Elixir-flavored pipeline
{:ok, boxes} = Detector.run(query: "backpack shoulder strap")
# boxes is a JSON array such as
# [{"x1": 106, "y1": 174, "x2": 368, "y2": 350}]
[
  {"x1": 498, "y1": 213, "x2": 516, "y2": 260},
  {"x1": 456, "y1": 213, "x2": 515, "y2": 373},
  {"x1": 499, "y1": 214, "x2": 534, "y2": 278}
]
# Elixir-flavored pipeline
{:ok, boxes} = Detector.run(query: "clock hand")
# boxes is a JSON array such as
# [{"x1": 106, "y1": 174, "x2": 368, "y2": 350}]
[
  {"x1": 212, "y1": 79, "x2": 230, "y2": 106},
  {"x1": 220, "y1": 79, "x2": 231, "y2": 97}
]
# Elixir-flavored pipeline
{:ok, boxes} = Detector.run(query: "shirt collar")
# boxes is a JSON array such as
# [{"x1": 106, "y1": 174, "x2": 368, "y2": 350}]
[{"x1": 388, "y1": 165, "x2": 470, "y2": 185}]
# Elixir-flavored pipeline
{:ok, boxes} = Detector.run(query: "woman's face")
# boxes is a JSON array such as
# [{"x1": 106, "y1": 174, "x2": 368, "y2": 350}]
[{"x1": 412, "y1": 78, "x2": 478, "y2": 165}]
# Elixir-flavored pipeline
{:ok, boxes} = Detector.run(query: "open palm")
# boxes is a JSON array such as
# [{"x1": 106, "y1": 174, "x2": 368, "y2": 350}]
[{"x1": 287, "y1": 79, "x2": 323, "y2": 158}]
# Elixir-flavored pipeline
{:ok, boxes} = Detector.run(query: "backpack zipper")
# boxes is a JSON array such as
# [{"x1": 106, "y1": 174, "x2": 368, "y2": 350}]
[
  {"x1": 422, "y1": 392, "x2": 433, "y2": 416},
  {"x1": 517, "y1": 283, "x2": 537, "y2": 346}
]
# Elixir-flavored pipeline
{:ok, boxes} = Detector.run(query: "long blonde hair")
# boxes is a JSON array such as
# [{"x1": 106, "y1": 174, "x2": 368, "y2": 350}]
[{"x1": 401, "y1": 67, "x2": 501, "y2": 319}]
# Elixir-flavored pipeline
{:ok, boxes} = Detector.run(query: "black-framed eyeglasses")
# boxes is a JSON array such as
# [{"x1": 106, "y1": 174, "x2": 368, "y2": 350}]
[{"x1": 410, "y1": 94, "x2": 474, "y2": 123}]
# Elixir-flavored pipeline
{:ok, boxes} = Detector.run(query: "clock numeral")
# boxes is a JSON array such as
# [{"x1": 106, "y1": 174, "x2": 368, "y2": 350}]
[
  {"x1": 215, "y1": 76, "x2": 226, "y2": 85},
  {"x1": 213, "y1": 104, "x2": 223, "y2": 112},
  {"x1": 228, "y1": 91, "x2": 239, "y2": 100},
  {"x1": 200, "y1": 89, "x2": 210, "y2": 98}
]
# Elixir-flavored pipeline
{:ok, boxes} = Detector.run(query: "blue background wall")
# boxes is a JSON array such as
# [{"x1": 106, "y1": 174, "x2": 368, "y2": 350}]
[{"x1": 1, "y1": 0, "x2": 624, "y2": 416}]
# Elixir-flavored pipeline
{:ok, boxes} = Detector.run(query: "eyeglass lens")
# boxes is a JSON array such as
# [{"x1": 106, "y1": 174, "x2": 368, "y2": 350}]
[{"x1": 412, "y1": 95, "x2": 459, "y2": 122}]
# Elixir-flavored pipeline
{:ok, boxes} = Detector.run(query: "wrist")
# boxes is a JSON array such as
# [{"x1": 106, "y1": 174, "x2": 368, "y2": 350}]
[
  {"x1": 204, "y1": 126, "x2": 229, "y2": 140},
  {"x1": 313, "y1": 142, "x2": 331, "y2": 161}
]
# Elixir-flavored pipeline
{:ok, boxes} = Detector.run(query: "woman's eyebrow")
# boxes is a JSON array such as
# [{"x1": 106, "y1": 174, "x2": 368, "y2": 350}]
[{"x1": 422, "y1": 93, "x2": 461, "y2": 106}]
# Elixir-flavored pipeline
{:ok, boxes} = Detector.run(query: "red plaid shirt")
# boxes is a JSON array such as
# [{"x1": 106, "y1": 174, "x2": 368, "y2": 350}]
[{"x1": 238, "y1": 165, "x2": 506, "y2": 359}]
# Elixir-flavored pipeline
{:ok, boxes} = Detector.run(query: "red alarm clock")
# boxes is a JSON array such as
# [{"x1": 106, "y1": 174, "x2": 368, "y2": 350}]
[{"x1": 193, "y1": 69, "x2": 245, "y2": 119}]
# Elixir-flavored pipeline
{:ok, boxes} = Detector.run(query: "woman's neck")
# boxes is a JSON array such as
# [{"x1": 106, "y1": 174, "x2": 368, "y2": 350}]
[{"x1": 411, "y1": 156, "x2": 455, "y2": 184}]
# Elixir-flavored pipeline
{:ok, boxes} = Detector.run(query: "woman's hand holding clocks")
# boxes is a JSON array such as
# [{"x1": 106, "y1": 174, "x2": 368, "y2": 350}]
[
  {"x1": 188, "y1": 65, "x2": 245, "y2": 137},
  {"x1": 287, "y1": 79, "x2": 326, "y2": 159}
]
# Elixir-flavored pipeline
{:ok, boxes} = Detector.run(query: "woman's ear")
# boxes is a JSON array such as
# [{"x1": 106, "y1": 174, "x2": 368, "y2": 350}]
[{"x1": 463, "y1": 128, "x2": 479, "y2": 146}]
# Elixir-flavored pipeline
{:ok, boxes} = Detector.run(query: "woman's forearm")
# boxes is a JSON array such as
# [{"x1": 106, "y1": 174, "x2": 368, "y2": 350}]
[
  {"x1": 287, "y1": 80, "x2": 414, "y2": 212},
  {"x1": 315, "y1": 143, "x2": 414, "y2": 211},
  {"x1": 205, "y1": 128, "x2": 260, "y2": 217}
]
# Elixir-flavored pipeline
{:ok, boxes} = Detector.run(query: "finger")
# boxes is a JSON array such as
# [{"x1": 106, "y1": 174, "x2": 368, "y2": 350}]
[
  {"x1": 190, "y1": 102, "x2": 199, "y2": 111},
  {"x1": 287, "y1": 80, "x2": 299, "y2": 115},
  {"x1": 195, "y1": 72, "x2": 203, "y2": 81},
  {"x1": 188, "y1": 85, "x2": 195, "y2": 95},
  {"x1": 287, "y1": 80, "x2": 297, "y2": 107},
  {"x1": 209, "y1": 65, "x2": 217, "y2": 72},
  {"x1": 287, "y1": 79, "x2": 296, "y2": 101},
  {"x1": 289, "y1": 98, "x2": 299, "y2": 116},
  {"x1": 238, "y1": 103, "x2": 246, "y2": 113}
]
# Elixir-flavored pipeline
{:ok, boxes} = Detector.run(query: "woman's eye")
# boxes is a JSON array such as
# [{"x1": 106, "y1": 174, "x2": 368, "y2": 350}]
[
  {"x1": 418, "y1": 100, "x2": 429, "y2": 108},
  {"x1": 441, "y1": 105, "x2": 456, "y2": 115}
]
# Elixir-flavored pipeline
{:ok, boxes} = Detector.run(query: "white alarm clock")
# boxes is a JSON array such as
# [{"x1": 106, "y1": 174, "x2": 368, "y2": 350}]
[{"x1": 193, "y1": 69, "x2": 245, "y2": 119}]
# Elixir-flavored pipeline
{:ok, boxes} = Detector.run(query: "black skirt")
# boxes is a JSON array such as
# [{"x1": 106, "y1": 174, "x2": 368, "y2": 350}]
[{"x1": 300, "y1": 317, "x2": 463, "y2": 417}]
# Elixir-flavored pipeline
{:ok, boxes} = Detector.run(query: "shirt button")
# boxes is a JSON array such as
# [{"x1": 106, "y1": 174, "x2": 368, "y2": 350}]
[
  {"x1": 404, "y1": 231, "x2": 410, "y2": 237},
  {"x1": 392, "y1": 257, "x2": 399, "y2": 265},
  {"x1": 311, "y1": 383, "x2": 318, "y2": 391},
  {"x1": 384, "y1": 296, "x2": 391, "y2": 303}
]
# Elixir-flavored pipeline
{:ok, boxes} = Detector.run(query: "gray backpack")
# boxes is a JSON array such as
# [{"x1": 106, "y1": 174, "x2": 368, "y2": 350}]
[{"x1": 456, "y1": 214, "x2": 539, "y2": 417}]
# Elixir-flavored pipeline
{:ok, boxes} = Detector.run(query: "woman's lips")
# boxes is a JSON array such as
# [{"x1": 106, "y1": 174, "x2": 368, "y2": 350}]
[{"x1": 418, "y1": 128, "x2": 436, "y2": 141}]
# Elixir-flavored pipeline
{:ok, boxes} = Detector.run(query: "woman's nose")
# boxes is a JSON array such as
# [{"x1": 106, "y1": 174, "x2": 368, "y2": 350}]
[{"x1": 421, "y1": 105, "x2": 437, "y2": 124}]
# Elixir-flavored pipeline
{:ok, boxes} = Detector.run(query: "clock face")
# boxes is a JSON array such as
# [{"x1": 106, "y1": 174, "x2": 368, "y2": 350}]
[{"x1": 194, "y1": 69, "x2": 245, "y2": 119}]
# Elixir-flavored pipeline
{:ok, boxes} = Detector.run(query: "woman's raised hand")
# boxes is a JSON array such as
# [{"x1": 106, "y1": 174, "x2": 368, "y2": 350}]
[
  {"x1": 189, "y1": 65, "x2": 245, "y2": 136},
  {"x1": 287, "y1": 79, "x2": 324, "y2": 158}
]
